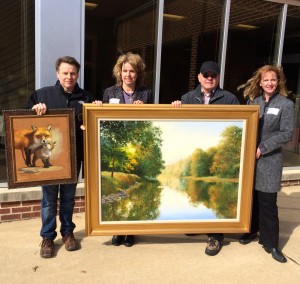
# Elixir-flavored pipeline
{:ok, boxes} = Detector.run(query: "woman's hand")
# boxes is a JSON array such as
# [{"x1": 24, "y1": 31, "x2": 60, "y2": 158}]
[
  {"x1": 133, "y1": 100, "x2": 143, "y2": 104},
  {"x1": 32, "y1": 103, "x2": 47, "y2": 115},
  {"x1": 92, "y1": 100, "x2": 103, "y2": 106},
  {"x1": 256, "y1": 148, "x2": 261, "y2": 159},
  {"x1": 171, "y1": 100, "x2": 182, "y2": 108}
]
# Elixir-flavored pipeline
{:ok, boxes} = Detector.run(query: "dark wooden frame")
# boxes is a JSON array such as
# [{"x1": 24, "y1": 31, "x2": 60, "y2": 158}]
[{"x1": 3, "y1": 109, "x2": 77, "y2": 188}]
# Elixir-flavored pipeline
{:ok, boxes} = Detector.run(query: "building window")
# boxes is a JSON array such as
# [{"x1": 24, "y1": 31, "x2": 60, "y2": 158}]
[
  {"x1": 282, "y1": 4, "x2": 300, "y2": 165},
  {"x1": 158, "y1": 0, "x2": 225, "y2": 103},
  {"x1": 0, "y1": 0, "x2": 35, "y2": 184},
  {"x1": 224, "y1": 0, "x2": 282, "y2": 103},
  {"x1": 84, "y1": 0, "x2": 157, "y2": 100}
]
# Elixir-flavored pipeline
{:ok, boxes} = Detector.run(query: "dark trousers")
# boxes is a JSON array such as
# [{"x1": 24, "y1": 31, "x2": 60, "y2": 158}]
[
  {"x1": 250, "y1": 189, "x2": 279, "y2": 248},
  {"x1": 207, "y1": 233, "x2": 224, "y2": 242}
]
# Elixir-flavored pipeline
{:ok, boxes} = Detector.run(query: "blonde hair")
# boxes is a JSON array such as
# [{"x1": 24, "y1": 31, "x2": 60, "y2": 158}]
[
  {"x1": 237, "y1": 65, "x2": 288, "y2": 100},
  {"x1": 113, "y1": 52, "x2": 146, "y2": 87}
]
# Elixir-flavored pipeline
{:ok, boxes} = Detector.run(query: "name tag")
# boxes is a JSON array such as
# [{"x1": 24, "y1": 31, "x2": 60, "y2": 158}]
[
  {"x1": 109, "y1": 98, "x2": 120, "y2": 104},
  {"x1": 267, "y1": 107, "x2": 279, "y2": 115}
]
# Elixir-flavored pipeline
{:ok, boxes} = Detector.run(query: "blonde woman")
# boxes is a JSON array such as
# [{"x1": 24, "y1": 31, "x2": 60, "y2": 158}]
[
  {"x1": 102, "y1": 52, "x2": 152, "y2": 247},
  {"x1": 103, "y1": 52, "x2": 152, "y2": 105},
  {"x1": 238, "y1": 65, "x2": 294, "y2": 263}
]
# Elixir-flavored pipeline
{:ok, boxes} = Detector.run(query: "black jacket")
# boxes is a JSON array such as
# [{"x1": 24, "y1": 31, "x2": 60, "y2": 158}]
[
  {"x1": 26, "y1": 81, "x2": 93, "y2": 162},
  {"x1": 181, "y1": 84, "x2": 239, "y2": 105},
  {"x1": 103, "y1": 85, "x2": 153, "y2": 104}
]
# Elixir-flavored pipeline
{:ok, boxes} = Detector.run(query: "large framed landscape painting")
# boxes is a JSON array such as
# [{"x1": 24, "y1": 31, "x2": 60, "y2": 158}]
[
  {"x1": 83, "y1": 104, "x2": 259, "y2": 236},
  {"x1": 3, "y1": 109, "x2": 77, "y2": 188}
]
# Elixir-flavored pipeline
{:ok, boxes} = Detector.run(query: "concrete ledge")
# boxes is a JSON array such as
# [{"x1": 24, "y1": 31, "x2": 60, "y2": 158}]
[
  {"x1": 282, "y1": 166, "x2": 300, "y2": 181},
  {"x1": 0, "y1": 182, "x2": 85, "y2": 202}
]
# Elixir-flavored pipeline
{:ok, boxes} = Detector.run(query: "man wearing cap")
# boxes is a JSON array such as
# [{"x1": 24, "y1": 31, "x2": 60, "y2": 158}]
[
  {"x1": 173, "y1": 61, "x2": 239, "y2": 105},
  {"x1": 172, "y1": 61, "x2": 239, "y2": 256}
]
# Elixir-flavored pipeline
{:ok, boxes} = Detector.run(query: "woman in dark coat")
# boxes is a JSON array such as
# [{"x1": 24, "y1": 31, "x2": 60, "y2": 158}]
[
  {"x1": 102, "y1": 52, "x2": 152, "y2": 247},
  {"x1": 238, "y1": 65, "x2": 294, "y2": 263},
  {"x1": 102, "y1": 53, "x2": 152, "y2": 105}
]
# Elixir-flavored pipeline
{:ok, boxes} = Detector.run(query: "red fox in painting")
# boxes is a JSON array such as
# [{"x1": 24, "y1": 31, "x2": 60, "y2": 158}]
[
  {"x1": 14, "y1": 125, "x2": 53, "y2": 167},
  {"x1": 32, "y1": 140, "x2": 56, "y2": 168}
]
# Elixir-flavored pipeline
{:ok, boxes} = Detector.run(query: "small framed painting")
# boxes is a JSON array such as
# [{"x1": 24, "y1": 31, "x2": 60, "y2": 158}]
[{"x1": 3, "y1": 109, "x2": 77, "y2": 188}]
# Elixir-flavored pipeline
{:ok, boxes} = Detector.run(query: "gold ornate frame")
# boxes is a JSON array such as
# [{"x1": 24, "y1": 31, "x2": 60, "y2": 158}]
[{"x1": 83, "y1": 104, "x2": 259, "y2": 236}]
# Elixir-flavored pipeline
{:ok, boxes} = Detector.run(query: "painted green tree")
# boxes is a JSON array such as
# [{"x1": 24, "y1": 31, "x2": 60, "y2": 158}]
[
  {"x1": 100, "y1": 121, "x2": 165, "y2": 178},
  {"x1": 210, "y1": 126, "x2": 242, "y2": 178},
  {"x1": 190, "y1": 147, "x2": 217, "y2": 177}
]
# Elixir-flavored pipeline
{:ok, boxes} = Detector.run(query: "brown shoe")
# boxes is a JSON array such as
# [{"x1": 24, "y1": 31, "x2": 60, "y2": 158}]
[
  {"x1": 40, "y1": 238, "x2": 54, "y2": 258},
  {"x1": 62, "y1": 232, "x2": 78, "y2": 251},
  {"x1": 205, "y1": 237, "x2": 222, "y2": 256}
]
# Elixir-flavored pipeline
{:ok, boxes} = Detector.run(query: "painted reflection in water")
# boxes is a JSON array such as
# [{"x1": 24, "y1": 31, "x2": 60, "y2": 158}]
[
  {"x1": 101, "y1": 177, "x2": 238, "y2": 222},
  {"x1": 99, "y1": 120, "x2": 242, "y2": 222}
]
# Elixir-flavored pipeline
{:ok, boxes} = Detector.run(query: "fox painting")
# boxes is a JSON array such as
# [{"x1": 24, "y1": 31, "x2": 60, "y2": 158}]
[
  {"x1": 14, "y1": 125, "x2": 53, "y2": 167},
  {"x1": 32, "y1": 140, "x2": 56, "y2": 168}
]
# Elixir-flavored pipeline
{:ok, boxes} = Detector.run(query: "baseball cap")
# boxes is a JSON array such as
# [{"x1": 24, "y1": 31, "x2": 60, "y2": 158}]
[{"x1": 200, "y1": 61, "x2": 220, "y2": 75}]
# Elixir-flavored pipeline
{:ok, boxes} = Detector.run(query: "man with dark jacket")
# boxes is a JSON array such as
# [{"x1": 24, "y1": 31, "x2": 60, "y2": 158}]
[
  {"x1": 172, "y1": 61, "x2": 239, "y2": 256},
  {"x1": 26, "y1": 56, "x2": 96, "y2": 258}
]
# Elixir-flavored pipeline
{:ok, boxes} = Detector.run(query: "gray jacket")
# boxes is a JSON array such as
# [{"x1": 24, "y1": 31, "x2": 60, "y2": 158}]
[{"x1": 249, "y1": 94, "x2": 294, "y2": 193}]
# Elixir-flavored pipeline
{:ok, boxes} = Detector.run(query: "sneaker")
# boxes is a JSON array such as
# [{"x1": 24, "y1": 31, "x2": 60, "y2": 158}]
[
  {"x1": 205, "y1": 237, "x2": 222, "y2": 256},
  {"x1": 40, "y1": 238, "x2": 54, "y2": 258},
  {"x1": 62, "y1": 232, "x2": 78, "y2": 251}
]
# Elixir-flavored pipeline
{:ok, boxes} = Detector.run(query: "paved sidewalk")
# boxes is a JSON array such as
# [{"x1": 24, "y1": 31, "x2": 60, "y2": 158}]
[{"x1": 0, "y1": 186, "x2": 299, "y2": 284}]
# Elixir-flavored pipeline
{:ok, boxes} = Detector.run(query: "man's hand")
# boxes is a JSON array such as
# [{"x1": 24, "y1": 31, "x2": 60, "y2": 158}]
[
  {"x1": 32, "y1": 103, "x2": 47, "y2": 115},
  {"x1": 81, "y1": 101, "x2": 102, "y2": 130},
  {"x1": 171, "y1": 100, "x2": 182, "y2": 108}
]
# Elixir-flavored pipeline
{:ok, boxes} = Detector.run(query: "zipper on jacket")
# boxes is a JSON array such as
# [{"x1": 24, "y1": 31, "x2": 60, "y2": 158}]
[{"x1": 196, "y1": 97, "x2": 204, "y2": 104}]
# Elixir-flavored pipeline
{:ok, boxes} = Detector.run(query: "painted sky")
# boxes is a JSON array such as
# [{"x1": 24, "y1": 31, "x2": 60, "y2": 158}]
[{"x1": 152, "y1": 120, "x2": 244, "y2": 165}]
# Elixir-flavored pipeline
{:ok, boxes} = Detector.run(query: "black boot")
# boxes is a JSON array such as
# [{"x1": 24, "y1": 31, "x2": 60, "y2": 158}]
[
  {"x1": 112, "y1": 235, "x2": 125, "y2": 246},
  {"x1": 239, "y1": 233, "x2": 257, "y2": 245},
  {"x1": 124, "y1": 235, "x2": 135, "y2": 247},
  {"x1": 263, "y1": 246, "x2": 287, "y2": 263}
]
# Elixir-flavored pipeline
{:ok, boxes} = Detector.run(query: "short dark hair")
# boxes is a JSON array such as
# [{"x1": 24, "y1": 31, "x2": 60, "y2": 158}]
[{"x1": 55, "y1": 56, "x2": 81, "y2": 73}]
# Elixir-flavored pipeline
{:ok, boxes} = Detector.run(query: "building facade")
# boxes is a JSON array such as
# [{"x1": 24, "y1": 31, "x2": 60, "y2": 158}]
[{"x1": 0, "y1": 0, "x2": 300, "y2": 190}]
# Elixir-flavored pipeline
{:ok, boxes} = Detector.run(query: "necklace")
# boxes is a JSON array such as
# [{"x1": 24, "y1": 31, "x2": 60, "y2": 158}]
[
  {"x1": 122, "y1": 88, "x2": 135, "y2": 104},
  {"x1": 122, "y1": 88, "x2": 135, "y2": 96}
]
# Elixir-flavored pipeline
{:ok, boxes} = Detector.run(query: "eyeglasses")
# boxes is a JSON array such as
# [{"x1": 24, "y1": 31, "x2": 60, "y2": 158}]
[{"x1": 202, "y1": 72, "x2": 218, "y2": 79}]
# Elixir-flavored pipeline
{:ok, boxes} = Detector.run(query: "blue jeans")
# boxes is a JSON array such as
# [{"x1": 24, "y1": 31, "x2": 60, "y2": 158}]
[{"x1": 40, "y1": 183, "x2": 77, "y2": 240}]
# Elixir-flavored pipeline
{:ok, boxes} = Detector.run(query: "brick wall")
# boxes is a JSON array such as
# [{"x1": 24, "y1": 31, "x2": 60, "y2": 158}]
[
  {"x1": 0, "y1": 184, "x2": 85, "y2": 223},
  {"x1": 0, "y1": 196, "x2": 85, "y2": 222}
]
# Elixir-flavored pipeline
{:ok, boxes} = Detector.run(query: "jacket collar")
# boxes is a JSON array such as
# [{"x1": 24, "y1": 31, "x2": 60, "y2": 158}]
[
  {"x1": 262, "y1": 92, "x2": 278, "y2": 104},
  {"x1": 112, "y1": 85, "x2": 145, "y2": 103},
  {"x1": 55, "y1": 80, "x2": 82, "y2": 97},
  {"x1": 194, "y1": 84, "x2": 221, "y2": 102}
]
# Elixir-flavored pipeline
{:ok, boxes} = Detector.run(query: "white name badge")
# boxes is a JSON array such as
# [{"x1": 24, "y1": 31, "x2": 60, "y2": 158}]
[
  {"x1": 267, "y1": 107, "x2": 280, "y2": 115},
  {"x1": 109, "y1": 98, "x2": 120, "y2": 104}
]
